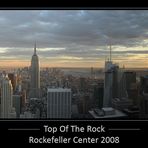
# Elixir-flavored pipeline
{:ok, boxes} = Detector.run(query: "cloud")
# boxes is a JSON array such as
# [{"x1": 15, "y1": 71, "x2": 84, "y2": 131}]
[{"x1": 0, "y1": 10, "x2": 148, "y2": 67}]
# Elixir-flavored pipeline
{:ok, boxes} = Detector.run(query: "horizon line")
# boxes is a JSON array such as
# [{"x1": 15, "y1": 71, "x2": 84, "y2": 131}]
[{"x1": 0, "y1": 66, "x2": 148, "y2": 69}]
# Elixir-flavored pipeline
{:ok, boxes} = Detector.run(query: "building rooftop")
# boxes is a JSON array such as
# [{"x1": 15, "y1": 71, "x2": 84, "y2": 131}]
[
  {"x1": 102, "y1": 107, "x2": 114, "y2": 112},
  {"x1": 47, "y1": 87, "x2": 71, "y2": 92},
  {"x1": 89, "y1": 108, "x2": 127, "y2": 119}
]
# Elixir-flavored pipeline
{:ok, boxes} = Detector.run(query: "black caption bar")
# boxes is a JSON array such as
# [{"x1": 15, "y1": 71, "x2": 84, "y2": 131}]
[{"x1": 0, "y1": 120, "x2": 147, "y2": 145}]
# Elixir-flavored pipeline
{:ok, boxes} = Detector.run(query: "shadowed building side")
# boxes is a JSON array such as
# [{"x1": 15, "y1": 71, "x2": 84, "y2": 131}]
[{"x1": 0, "y1": 75, "x2": 16, "y2": 118}]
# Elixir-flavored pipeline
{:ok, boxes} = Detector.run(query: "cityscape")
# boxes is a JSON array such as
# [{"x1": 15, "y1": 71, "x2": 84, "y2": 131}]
[{"x1": 0, "y1": 10, "x2": 148, "y2": 119}]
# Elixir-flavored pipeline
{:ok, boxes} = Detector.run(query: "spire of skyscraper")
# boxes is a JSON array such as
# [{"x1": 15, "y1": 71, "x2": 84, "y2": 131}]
[{"x1": 34, "y1": 42, "x2": 36, "y2": 55}]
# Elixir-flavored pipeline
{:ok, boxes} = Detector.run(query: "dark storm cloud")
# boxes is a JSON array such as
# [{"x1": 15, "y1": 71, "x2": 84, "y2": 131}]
[{"x1": 0, "y1": 10, "x2": 148, "y2": 61}]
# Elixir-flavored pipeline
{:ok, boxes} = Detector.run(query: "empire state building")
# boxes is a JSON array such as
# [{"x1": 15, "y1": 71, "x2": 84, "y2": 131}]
[{"x1": 30, "y1": 43, "x2": 40, "y2": 98}]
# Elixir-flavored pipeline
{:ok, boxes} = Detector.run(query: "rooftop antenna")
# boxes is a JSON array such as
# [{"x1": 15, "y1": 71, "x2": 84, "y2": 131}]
[{"x1": 34, "y1": 41, "x2": 36, "y2": 55}]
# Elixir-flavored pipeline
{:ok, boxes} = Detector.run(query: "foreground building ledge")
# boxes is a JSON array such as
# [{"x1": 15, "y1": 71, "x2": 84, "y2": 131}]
[{"x1": 89, "y1": 107, "x2": 127, "y2": 119}]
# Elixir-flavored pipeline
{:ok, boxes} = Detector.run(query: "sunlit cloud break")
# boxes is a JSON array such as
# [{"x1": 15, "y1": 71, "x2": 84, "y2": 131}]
[{"x1": 38, "y1": 48, "x2": 65, "y2": 51}]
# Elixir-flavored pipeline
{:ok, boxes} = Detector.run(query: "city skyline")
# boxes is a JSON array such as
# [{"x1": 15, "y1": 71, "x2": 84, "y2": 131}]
[{"x1": 1, "y1": 10, "x2": 148, "y2": 68}]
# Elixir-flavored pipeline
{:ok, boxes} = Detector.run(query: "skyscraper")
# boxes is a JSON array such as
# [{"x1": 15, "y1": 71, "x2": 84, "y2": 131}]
[
  {"x1": 139, "y1": 76, "x2": 148, "y2": 117},
  {"x1": 103, "y1": 68, "x2": 114, "y2": 107},
  {"x1": 8, "y1": 73, "x2": 17, "y2": 92},
  {"x1": 93, "y1": 81, "x2": 104, "y2": 109},
  {"x1": 0, "y1": 75, "x2": 16, "y2": 118},
  {"x1": 122, "y1": 71, "x2": 137, "y2": 104},
  {"x1": 30, "y1": 43, "x2": 40, "y2": 98},
  {"x1": 103, "y1": 44, "x2": 120, "y2": 107},
  {"x1": 13, "y1": 95, "x2": 22, "y2": 118},
  {"x1": 47, "y1": 88, "x2": 72, "y2": 118}
]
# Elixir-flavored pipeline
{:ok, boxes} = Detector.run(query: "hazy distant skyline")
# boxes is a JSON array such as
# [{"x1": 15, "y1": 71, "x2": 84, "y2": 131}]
[{"x1": 0, "y1": 10, "x2": 148, "y2": 68}]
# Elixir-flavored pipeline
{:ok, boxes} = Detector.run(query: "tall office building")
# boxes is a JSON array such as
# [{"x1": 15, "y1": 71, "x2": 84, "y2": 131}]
[
  {"x1": 8, "y1": 73, "x2": 17, "y2": 92},
  {"x1": 47, "y1": 88, "x2": 72, "y2": 118},
  {"x1": 104, "y1": 64, "x2": 119, "y2": 107},
  {"x1": 0, "y1": 75, "x2": 16, "y2": 118},
  {"x1": 139, "y1": 76, "x2": 148, "y2": 117},
  {"x1": 93, "y1": 82, "x2": 104, "y2": 109},
  {"x1": 30, "y1": 43, "x2": 40, "y2": 98},
  {"x1": 118, "y1": 71, "x2": 136, "y2": 99},
  {"x1": 13, "y1": 95, "x2": 22, "y2": 118},
  {"x1": 117, "y1": 69, "x2": 127, "y2": 99},
  {"x1": 123, "y1": 71, "x2": 137, "y2": 105},
  {"x1": 103, "y1": 44, "x2": 120, "y2": 107},
  {"x1": 124, "y1": 71, "x2": 136, "y2": 90}
]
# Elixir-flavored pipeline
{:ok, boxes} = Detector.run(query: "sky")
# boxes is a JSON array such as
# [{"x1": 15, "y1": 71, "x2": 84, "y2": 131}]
[{"x1": 0, "y1": 10, "x2": 148, "y2": 68}]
